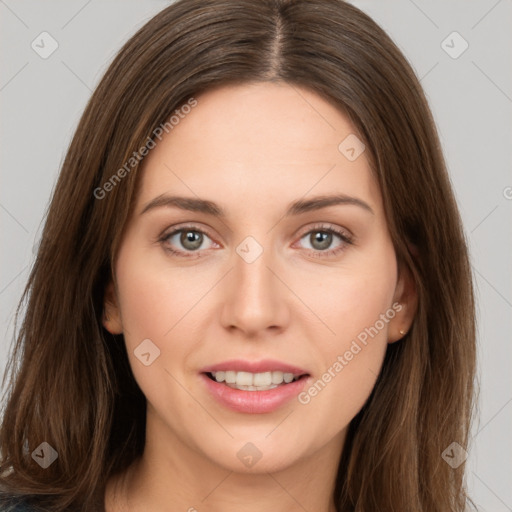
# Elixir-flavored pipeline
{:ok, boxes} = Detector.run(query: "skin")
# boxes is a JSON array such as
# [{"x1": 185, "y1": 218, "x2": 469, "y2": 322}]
[{"x1": 102, "y1": 82, "x2": 417, "y2": 512}]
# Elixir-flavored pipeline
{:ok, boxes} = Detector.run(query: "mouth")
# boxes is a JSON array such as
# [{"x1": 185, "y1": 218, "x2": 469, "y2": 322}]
[
  {"x1": 199, "y1": 359, "x2": 311, "y2": 413},
  {"x1": 204, "y1": 370, "x2": 309, "y2": 392}
]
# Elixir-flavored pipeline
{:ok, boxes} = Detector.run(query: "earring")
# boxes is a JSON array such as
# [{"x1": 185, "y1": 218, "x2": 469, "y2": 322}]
[{"x1": 399, "y1": 329, "x2": 407, "y2": 335}]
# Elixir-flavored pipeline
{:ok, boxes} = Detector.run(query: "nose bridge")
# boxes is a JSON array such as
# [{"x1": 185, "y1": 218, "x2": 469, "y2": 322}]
[
  {"x1": 236, "y1": 237, "x2": 271, "y2": 293},
  {"x1": 221, "y1": 232, "x2": 287, "y2": 334}
]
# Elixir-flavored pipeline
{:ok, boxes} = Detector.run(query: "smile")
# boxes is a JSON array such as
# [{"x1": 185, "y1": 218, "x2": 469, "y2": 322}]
[
  {"x1": 200, "y1": 359, "x2": 310, "y2": 413},
  {"x1": 207, "y1": 370, "x2": 304, "y2": 391}
]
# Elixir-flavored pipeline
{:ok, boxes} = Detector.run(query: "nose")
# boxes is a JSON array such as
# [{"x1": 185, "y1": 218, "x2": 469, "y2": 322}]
[{"x1": 220, "y1": 241, "x2": 290, "y2": 337}]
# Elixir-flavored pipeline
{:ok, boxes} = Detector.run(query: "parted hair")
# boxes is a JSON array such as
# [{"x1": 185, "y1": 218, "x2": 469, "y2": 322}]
[{"x1": 0, "y1": 1, "x2": 477, "y2": 510}]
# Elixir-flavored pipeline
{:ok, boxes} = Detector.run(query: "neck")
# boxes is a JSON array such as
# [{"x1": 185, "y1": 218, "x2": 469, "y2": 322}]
[{"x1": 105, "y1": 409, "x2": 345, "y2": 512}]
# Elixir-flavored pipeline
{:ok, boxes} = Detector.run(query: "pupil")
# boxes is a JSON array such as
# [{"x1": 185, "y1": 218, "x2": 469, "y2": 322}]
[
  {"x1": 179, "y1": 230, "x2": 332, "y2": 252},
  {"x1": 312, "y1": 231, "x2": 331, "y2": 250},
  {"x1": 181, "y1": 231, "x2": 202, "y2": 250}
]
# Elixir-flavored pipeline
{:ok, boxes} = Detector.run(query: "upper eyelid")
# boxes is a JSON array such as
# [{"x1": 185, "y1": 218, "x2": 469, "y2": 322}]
[
  {"x1": 162, "y1": 223, "x2": 217, "y2": 242},
  {"x1": 297, "y1": 222, "x2": 352, "y2": 238},
  {"x1": 161, "y1": 222, "x2": 353, "y2": 247}
]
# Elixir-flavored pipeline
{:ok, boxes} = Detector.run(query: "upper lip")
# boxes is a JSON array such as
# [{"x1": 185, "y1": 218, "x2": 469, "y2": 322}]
[{"x1": 200, "y1": 359, "x2": 310, "y2": 376}]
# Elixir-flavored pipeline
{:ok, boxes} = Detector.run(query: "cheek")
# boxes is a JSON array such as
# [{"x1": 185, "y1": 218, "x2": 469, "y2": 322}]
[
  {"x1": 114, "y1": 237, "x2": 206, "y2": 342},
  {"x1": 112, "y1": 251, "x2": 198, "y2": 421},
  {"x1": 292, "y1": 245, "x2": 396, "y2": 433},
  {"x1": 113, "y1": 241, "x2": 218, "y2": 392},
  {"x1": 114, "y1": 226, "x2": 397, "y2": 435},
  {"x1": 295, "y1": 243, "x2": 397, "y2": 349}
]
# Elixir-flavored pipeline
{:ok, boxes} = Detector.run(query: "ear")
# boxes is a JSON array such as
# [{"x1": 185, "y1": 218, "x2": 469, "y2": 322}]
[
  {"x1": 102, "y1": 279, "x2": 123, "y2": 334},
  {"x1": 387, "y1": 261, "x2": 418, "y2": 344}
]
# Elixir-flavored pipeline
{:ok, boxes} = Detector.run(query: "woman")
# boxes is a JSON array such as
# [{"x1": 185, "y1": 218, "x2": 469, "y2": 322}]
[{"x1": 0, "y1": 0, "x2": 477, "y2": 510}]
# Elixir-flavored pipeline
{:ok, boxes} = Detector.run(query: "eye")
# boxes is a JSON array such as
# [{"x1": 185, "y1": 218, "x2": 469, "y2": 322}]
[
  {"x1": 159, "y1": 225, "x2": 216, "y2": 258},
  {"x1": 295, "y1": 223, "x2": 354, "y2": 258},
  {"x1": 159, "y1": 222, "x2": 354, "y2": 259}
]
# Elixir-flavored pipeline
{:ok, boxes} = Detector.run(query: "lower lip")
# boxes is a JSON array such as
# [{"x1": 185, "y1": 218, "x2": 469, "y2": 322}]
[{"x1": 200, "y1": 373, "x2": 309, "y2": 414}]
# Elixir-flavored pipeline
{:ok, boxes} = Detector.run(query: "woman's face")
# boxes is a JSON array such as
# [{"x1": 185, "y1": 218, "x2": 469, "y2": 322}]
[{"x1": 103, "y1": 82, "x2": 415, "y2": 474}]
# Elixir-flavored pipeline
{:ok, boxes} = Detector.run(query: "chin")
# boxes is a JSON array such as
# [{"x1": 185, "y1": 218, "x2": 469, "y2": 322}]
[{"x1": 198, "y1": 434, "x2": 310, "y2": 474}]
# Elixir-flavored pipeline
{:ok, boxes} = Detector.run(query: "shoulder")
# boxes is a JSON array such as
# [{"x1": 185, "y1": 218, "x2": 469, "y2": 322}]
[
  {"x1": 0, "y1": 498, "x2": 40, "y2": 512},
  {"x1": 0, "y1": 505, "x2": 33, "y2": 511},
  {"x1": 0, "y1": 505, "x2": 32, "y2": 511}
]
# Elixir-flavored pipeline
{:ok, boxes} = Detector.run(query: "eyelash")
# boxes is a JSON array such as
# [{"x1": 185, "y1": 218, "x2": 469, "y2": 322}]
[{"x1": 158, "y1": 223, "x2": 354, "y2": 259}]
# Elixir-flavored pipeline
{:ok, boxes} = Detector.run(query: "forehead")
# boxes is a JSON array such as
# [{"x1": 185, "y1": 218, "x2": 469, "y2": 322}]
[{"x1": 136, "y1": 82, "x2": 381, "y2": 216}]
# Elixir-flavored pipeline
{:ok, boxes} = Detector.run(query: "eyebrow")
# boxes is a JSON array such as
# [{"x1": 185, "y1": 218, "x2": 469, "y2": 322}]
[{"x1": 140, "y1": 193, "x2": 374, "y2": 217}]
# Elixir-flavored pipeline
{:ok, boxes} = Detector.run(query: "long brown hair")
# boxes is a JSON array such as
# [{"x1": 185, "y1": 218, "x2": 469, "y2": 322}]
[{"x1": 0, "y1": 0, "x2": 477, "y2": 510}]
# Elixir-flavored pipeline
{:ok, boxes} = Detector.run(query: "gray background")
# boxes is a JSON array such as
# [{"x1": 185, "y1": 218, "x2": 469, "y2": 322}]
[{"x1": 1, "y1": 1, "x2": 511, "y2": 510}]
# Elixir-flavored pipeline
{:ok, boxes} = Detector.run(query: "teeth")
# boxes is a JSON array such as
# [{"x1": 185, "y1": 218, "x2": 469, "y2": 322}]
[
  {"x1": 210, "y1": 370, "x2": 300, "y2": 389},
  {"x1": 254, "y1": 372, "x2": 272, "y2": 386},
  {"x1": 271, "y1": 371, "x2": 283, "y2": 384},
  {"x1": 225, "y1": 371, "x2": 237, "y2": 383},
  {"x1": 236, "y1": 371, "x2": 253, "y2": 386}
]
